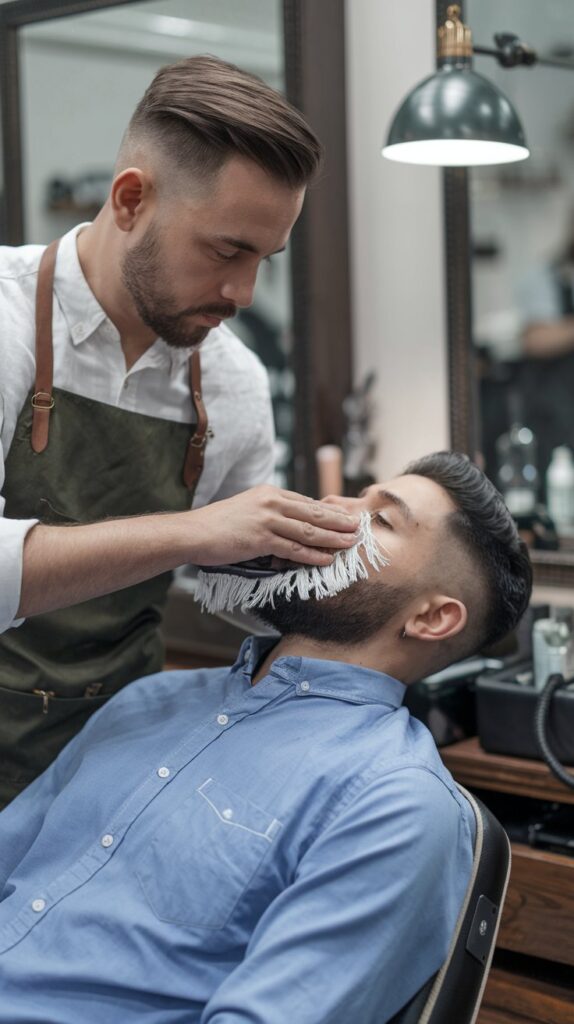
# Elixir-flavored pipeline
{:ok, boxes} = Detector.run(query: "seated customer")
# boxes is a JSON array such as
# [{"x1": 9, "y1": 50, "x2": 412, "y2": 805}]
[{"x1": 0, "y1": 451, "x2": 531, "y2": 1024}]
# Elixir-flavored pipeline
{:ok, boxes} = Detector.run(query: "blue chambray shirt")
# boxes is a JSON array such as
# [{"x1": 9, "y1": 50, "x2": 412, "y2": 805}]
[{"x1": 0, "y1": 637, "x2": 475, "y2": 1024}]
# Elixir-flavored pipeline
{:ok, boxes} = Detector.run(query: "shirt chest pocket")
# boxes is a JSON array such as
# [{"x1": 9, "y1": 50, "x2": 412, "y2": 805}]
[{"x1": 136, "y1": 778, "x2": 282, "y2": 930}]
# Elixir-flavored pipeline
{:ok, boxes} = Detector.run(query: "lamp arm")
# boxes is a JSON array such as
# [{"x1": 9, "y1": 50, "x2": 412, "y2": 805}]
[{"x1": 474, "y1": 33, "x2": 574, "y2": 72}]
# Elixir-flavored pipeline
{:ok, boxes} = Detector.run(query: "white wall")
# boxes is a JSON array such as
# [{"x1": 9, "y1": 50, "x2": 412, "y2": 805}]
[{"x1": 345, "y1": 0, "x2": 449, "y2": 479}]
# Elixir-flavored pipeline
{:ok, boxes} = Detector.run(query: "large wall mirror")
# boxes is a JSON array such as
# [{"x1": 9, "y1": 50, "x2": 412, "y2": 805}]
[
  {"x1": 0, "y1": 0, "x2": 351, "y2": 498},
  {"x1": 442, "y1": 0, "x2": 574, "y2": 586}
]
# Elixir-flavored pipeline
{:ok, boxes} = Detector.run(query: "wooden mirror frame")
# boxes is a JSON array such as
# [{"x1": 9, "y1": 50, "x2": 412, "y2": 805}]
[
  {"x1": 0, "y1": 0, "x2": 352, "y2": 498},
  {"x1": 437, "y1": 0, "x2": 574, "y2": 589}
]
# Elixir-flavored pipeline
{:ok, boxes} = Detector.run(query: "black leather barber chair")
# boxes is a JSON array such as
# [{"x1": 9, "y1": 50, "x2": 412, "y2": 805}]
[{"x1": 388, "y1": 785, "x2": 511, "y2": 1024}]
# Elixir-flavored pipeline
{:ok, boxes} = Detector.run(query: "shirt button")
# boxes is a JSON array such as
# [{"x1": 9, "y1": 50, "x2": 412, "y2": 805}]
[
  {"x1": 300, "y1": 680, "x2": 310, "y2": 692},
  {"x1": 222, "y1": 808, "x2": 234, "y2": 820},
  {"x1": 31, "y1": 898, "x2": 46, "y2": 913},
  {"x1": 217, "y1": 713, "x2": 229, "y2": 726},
  {"x1": 157, "y1": 766, "x2": 170, "y2": 779},
  {"x1": 101, "y1": 834, "x2": 114, "y2": 848}
]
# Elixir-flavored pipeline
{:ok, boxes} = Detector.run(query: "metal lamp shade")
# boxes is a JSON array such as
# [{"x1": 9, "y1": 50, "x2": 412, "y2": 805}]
[{"x1": 382, "y1": 65, "x2": 529, "y2": 166}]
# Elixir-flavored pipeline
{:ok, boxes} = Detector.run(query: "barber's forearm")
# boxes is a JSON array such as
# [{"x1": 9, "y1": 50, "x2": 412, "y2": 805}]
[
  {"x1": 17, "y1": 513, "x2": 193, "y2": 618},
  {"x1": 16, "y1": 486, "x2": 359, "y2": 618}
]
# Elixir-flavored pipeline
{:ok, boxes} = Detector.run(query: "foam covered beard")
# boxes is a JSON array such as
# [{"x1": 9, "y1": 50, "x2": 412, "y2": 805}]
[{"x1": 194, "y1": 511, "x2": 390, "y2": 615}]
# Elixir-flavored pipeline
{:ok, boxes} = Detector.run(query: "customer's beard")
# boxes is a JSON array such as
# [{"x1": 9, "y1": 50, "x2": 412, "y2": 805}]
[
  {"x1": 256, "y1": 575, "x2": 413, "y2": 645},
  {"x1": 121, "y1": 224, "x2": 235, "y2": 349}
]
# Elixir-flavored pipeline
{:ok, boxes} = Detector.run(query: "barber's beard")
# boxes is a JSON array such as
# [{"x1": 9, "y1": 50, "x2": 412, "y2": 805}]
[
  {"x1": 256, "y1": 573, "x2": 413, "y2": 645},
  {"x1": 121, "y1": 224, "x2": 235, "y2": 349}
]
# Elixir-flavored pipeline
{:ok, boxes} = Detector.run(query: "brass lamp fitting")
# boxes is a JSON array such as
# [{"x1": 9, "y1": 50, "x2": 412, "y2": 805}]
[{"x1": 438, "y1": 4, "x2": 473, "y2": 60}]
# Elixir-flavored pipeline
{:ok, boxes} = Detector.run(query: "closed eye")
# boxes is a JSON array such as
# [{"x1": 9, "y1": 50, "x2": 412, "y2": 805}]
[
  {"x1": 373, "y1": 512, "x2": 393, "y2": 529},
  {"x1": 212, "y1": 249, "x2": 236, "y2": 262}
]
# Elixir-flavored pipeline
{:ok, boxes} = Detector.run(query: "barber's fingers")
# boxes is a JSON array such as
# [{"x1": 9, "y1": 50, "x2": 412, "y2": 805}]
[
  {"x1": 262, "y1": 486, "x2": 358, "y2": 522},
  {"x1": 245, "y1": 488, "x2": 360, "y2": 564},
  {"x1": 187, "y1": 485, "x2": 362, "y2": 568},
  {"x1": 273, "y1": 496, "x2": 360, "y2": 534},
  {"x1": 263, "y1": 520, "x2": 360, "y2": 565}
]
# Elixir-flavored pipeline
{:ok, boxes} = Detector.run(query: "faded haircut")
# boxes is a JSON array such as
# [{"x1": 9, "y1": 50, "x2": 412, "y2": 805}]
[
  {"x1": 119, "y1": 54, "x2": 323, "y2": 190},
  {"x1": 404, "y1": 451, "x2": 533, "y2": 651}
]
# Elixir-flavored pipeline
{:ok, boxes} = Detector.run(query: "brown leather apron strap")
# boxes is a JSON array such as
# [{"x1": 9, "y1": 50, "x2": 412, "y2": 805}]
[
  {"x1": 30, "y1": 237, "x2": 208, "y2": 485},
  {"x1": 31, "y1": 239, "x2": 59, "y2": 454},
  {"x1": 183, "y1": 348, "x2": 209, "y2": 491}
]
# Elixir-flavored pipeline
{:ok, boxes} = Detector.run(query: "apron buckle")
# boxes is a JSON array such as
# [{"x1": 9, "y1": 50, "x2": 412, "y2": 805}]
[
  {"x1": 31, "y1": 391, "x2": 55, "y2": 410},
  {"x1": 32, "y1": 689, "x2": 56, "y2": 714},
  {"x1": 189, "y1": 427, "x2": 214, "y2": 449}
]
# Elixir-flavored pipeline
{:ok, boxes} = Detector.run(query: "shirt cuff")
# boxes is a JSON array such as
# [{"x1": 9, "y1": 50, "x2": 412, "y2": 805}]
[{"x1": 0, "y1": 517, "x2": 38, "y2": 633}]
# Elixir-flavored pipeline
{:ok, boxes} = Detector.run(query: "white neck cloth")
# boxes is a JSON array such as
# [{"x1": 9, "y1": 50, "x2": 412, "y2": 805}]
[{"x1": 195, "y1": 511, "x2": 390, "y2": 615}]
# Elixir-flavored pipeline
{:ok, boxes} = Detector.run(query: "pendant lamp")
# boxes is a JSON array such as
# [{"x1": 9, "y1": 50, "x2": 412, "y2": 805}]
[{"x1": 382, "y1": 4, "x2": 529, "y2": 167}]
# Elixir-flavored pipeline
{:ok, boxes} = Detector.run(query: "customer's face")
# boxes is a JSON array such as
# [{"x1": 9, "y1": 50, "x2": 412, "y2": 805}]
[
  {"x1": 258, "y1": 474, "x2": 457, "y2": 643},
  {"x1": 325, "y1": 473, "x2": 457, "y2": 583},
  {"x1": 122, "y1": 154, "x2": 304, "y2": 349}
]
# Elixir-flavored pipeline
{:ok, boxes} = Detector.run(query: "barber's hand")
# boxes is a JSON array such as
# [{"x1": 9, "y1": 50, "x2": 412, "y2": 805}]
[{"x1": 189, "y1": 485, "x2": 360, "y2": 567}]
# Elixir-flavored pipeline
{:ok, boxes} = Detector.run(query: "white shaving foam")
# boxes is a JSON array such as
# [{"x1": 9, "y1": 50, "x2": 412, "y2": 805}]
[{"x1": 195, "y1": 510, "x2": 389, "y2": 614}]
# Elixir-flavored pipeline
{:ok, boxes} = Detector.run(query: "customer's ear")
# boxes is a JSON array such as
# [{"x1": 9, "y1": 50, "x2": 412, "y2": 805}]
[{"x1": 404, "y1": 595, "x2": 467, "y2": 643}]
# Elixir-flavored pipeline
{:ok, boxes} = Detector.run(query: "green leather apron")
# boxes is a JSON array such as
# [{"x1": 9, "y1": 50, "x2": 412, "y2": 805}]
[{"x1": 0, "y1": 239, "x2": 209, "y2": 807}]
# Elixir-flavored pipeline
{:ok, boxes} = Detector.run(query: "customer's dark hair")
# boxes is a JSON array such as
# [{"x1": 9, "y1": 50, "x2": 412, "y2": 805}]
[
  {"x1": 404, "y1": 451, "x2": 532, "y2": 649},
  {"x1": 123, "y1": 54, "x2": 322, "y2": 189}
]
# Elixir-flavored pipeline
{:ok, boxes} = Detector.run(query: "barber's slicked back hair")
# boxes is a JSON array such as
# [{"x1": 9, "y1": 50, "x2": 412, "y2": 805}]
[
  {"x1": 125, "y1": 54, "x2": 323, "y2": 189},
  {"x1": 403, "y1": 451, "x2": 533, "y2": 649}
]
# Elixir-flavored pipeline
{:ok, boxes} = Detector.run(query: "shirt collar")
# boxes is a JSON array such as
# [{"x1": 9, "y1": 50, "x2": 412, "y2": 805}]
[
  {"x1": 53, "y1": 224, "x2": 116, "y2": 347},
  {"x1": 235, "y1": 636, "x2": 406, "y2": 709}
]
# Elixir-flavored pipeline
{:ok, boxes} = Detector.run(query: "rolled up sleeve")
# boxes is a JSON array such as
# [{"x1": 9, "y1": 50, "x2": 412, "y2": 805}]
[
  {"x1": 0, "y1": 512, "x2": 38, "y2": 633},
  {"x1": 1, "y1": 387, "x2": 39, "y2": 633}
]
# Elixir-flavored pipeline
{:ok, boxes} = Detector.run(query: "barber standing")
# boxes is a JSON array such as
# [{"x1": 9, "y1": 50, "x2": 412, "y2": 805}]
[{"x1": 0, "y1": 55, "x2": 359, "y2": 807}]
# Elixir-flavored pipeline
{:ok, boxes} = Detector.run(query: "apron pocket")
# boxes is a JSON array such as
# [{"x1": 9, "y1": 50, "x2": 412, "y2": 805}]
[
  {"x1": 136, "y1": 777, "x2": 282, "y2": 930},
  {"x1": 0, "y1": 684, "x2": 110, "y2": 790}
]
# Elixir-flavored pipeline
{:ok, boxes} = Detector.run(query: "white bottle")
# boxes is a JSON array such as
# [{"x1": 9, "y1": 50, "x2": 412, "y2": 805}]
[
  {"x1": 532, "y1": 615, "x2": 574, "y2": 690},
  {"x1": 547, "y1": 446, "x2": 574, "y2": 535}
]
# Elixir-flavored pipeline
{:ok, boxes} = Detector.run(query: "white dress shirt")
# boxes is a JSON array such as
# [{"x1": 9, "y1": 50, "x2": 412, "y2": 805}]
[{"x1": 0, "y1": 224, "x2": 275, "y2": 635}]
